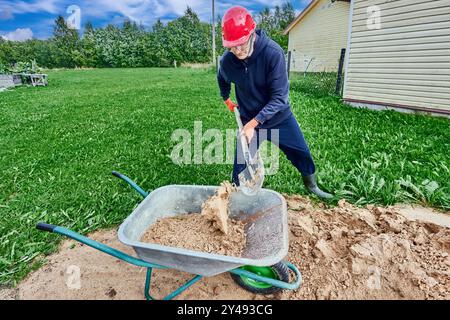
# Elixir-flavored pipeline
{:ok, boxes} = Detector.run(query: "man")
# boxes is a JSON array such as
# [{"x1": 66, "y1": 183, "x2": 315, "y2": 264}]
[{"x1": 217, "y1": 6, "x2": 332, "y2": 199}]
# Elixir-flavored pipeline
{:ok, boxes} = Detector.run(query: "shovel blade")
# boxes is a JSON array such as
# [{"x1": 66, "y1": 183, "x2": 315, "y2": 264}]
[{"x1": 237, "y1": 156, "x2": 265, "y2": 196}]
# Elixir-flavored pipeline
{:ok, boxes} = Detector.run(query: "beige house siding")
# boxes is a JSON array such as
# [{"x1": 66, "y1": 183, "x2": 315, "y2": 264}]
[
  {"x1": 286, "y1": 0, "x2": 350, "y2": 72},
  {"x1": 343, "y1": 0, "x2": 450, "y2": 114}
]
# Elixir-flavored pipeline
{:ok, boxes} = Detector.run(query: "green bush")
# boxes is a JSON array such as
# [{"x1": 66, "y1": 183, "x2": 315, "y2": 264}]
[
  {"x1": 0, "y1": 62, "x2": 10, "y2": 74},
  {"x1": 0, "y1": 3, "x2": 295, "y2": 69}
]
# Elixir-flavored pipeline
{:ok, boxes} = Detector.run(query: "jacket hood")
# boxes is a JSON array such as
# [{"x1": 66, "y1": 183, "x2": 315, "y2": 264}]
[
  {"x1": 248, "y1": 29, "x2": 269, "y2": 62},
  {"x1": 229, "y1": 29, "x2": 269, "y2": 65}
]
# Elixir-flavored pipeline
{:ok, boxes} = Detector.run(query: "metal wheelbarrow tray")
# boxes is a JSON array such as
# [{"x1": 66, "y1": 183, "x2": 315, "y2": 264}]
[
  {"x1": 119, "y1": 184, "x2": 288, "y2": 277},
  {"x1": 36, "y1": 171, "x2": 301, "y2": 300}
]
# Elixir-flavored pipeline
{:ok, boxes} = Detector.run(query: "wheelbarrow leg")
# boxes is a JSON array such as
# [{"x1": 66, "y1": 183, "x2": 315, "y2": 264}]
[{"x1": 144, "y1": 267, "x2": 203, "y2": 300}]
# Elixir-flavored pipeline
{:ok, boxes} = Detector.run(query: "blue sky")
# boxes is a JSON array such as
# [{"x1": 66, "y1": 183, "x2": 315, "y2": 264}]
[{"x1": 0, "y1": 0, "x2": 310, "y2": 41}]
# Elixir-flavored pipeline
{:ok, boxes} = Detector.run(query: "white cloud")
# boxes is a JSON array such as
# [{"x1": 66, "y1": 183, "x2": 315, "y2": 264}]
[
  {"x1": 0, "y1": 0, "x2": 305, "y2": 38},
  {"x1": 252, "y1": 0, "x2": 286, "y2": 7},
  {"x1": 0, "y1": 8, "x2": 14, "y2": 20},
  {"x1": 0, "y1": 0, "x2": 59, "y2": 15},
  {"x1": 1, "y1": 28, "x2": 34, "y2": 41},
  {"x1": 1, "y1": 0, "x2": 301, "y2": 24},
  {"x1": 81, "y1": 0, "x2": 288, "y2": 27},
  {"x1": 82, "y1": 0, "x2": 210, "y2": 26}
]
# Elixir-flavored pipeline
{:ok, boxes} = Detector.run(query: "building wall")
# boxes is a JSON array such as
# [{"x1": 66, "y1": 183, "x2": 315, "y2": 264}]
[
  {"x1": 343, "y1": 0, "x2": 450, "y2": 114},
  {"x1": 287, "y1": 0, "x2": 350, "y2": 72}
]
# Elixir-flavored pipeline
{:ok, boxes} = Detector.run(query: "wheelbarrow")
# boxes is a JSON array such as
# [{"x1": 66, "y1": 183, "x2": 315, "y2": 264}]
[{"x1": 36, "y1": 171, "x2": 302, "y2": 300}]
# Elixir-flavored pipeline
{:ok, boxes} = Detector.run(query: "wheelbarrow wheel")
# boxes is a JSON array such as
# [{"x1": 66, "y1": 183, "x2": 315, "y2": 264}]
[{"x1": 231, "y1": 262, "x2": 290, "y2": 295}]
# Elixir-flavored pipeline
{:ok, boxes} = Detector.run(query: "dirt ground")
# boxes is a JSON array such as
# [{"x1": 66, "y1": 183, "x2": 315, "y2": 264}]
[{"x1": 1, "y1": 195, "x2": 449, "y2": 300}]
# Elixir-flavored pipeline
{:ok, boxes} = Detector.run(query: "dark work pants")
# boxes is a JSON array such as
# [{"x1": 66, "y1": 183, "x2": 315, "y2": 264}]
[{"x1": 232, "y1": 113, "x2": 316, "y2": 186}]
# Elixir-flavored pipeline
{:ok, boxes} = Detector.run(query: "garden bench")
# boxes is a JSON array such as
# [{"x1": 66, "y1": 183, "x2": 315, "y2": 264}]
[{"x1": 23, "y1": 73, "x2": 48, "y2": 87}]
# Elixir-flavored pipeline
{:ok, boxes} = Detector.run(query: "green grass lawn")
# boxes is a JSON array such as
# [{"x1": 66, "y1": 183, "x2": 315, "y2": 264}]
[{"x1": 0, "y1": 68, "x2": 449, "y2": 286}]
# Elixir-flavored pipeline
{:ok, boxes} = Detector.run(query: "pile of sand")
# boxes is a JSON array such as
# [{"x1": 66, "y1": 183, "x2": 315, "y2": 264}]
[
  {"x1": 140, "y1": 182, "x2": 246, "y2": 257},
  {"x1": 282, "y1": 196, "x2": 450, "y2": 300},
  {"x1": 2, "y1": 195, "x2": 449, "y2": 300}
]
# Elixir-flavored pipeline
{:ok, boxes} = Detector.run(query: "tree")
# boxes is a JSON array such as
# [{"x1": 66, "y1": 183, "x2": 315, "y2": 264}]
[
  {"x1": 256, "y1": 1, "x2": 295, "y2": 51},
  {"x1": 141, "y1": 19, "x2": 171, "y2": 67},
  {"x1": 0, "y1": 38, "x2": 14, "y2": 65},
  {"x1": 27, "y1": 39, "x2": 55, "y2": 68},
  {"x1": 92, "y1": 20, "x2": 148, "y2": 68},
  {"x1": 215, "y1": 15, "x2": 226, "y2": 58},
  {"x1": 81, "y1": 22, "x2": 99, "y2": 67},
  {"x1": 52, "y1": 15, "x2": 81, "y2": 67},
  {"x1": 121, "y1": 20, "x2": 146, "y2": 67},
  {"x1": 164, "y1": 7, "x2": 211, "y2": 65}
]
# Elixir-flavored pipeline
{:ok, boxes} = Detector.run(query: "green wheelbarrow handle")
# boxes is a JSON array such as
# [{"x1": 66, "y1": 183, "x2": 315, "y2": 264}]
[
  {"x1": 36, "y1": 222, "x2": 165, "y2": 269},
  {"x1": 112, "y1": 171, "x2": 149, "y2": 198}
]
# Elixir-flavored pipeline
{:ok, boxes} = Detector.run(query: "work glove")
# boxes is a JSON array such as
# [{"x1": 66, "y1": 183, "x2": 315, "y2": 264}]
[{"x1": 224, "y1": 98, "x2": 238, "y2": 112}]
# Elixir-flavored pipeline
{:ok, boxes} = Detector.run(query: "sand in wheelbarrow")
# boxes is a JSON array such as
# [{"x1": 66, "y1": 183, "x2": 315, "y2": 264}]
[{"x1": 140, "y1": 181, "x2": 247, "y2": 257}]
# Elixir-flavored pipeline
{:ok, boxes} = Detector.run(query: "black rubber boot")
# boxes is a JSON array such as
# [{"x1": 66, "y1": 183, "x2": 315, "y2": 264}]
[{"x1": 302, "y1": 174, "x2": 333, "y2": 199}]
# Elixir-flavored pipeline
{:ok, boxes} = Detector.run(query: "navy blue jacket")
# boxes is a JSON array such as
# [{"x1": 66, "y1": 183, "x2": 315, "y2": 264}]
[{"x1": 217, "y1": 29, "x2": 292, "y2": 128}]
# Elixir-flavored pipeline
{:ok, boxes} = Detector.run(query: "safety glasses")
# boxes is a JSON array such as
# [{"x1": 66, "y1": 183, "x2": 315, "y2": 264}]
[{"x1": 229, "y1": 32, "x2": 255, "y2": 55}]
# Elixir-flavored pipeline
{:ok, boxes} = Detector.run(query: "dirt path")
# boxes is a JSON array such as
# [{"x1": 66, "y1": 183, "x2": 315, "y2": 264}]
[{"x1": 1, "y1": 196, "x2": 449, "y2": 300}]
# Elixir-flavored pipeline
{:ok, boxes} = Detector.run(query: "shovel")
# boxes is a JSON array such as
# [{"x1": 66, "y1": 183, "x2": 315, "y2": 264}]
[{"x1": 234, "y1": 107, "x2": 265, "y2": 196}]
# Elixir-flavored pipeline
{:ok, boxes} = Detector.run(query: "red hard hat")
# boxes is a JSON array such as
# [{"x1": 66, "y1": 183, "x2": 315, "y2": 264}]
[{"x1": 222, "y1": 6, "x2": 256, "y2": 48}]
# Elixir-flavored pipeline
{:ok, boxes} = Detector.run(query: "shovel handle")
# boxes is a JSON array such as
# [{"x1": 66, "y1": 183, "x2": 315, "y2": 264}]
[
  {"x1": 234, "y1": 108, "x2": 251, "y2": 153},
  {"x1": 234, "y1": 107, "x2": 244, "y2": 131}
]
